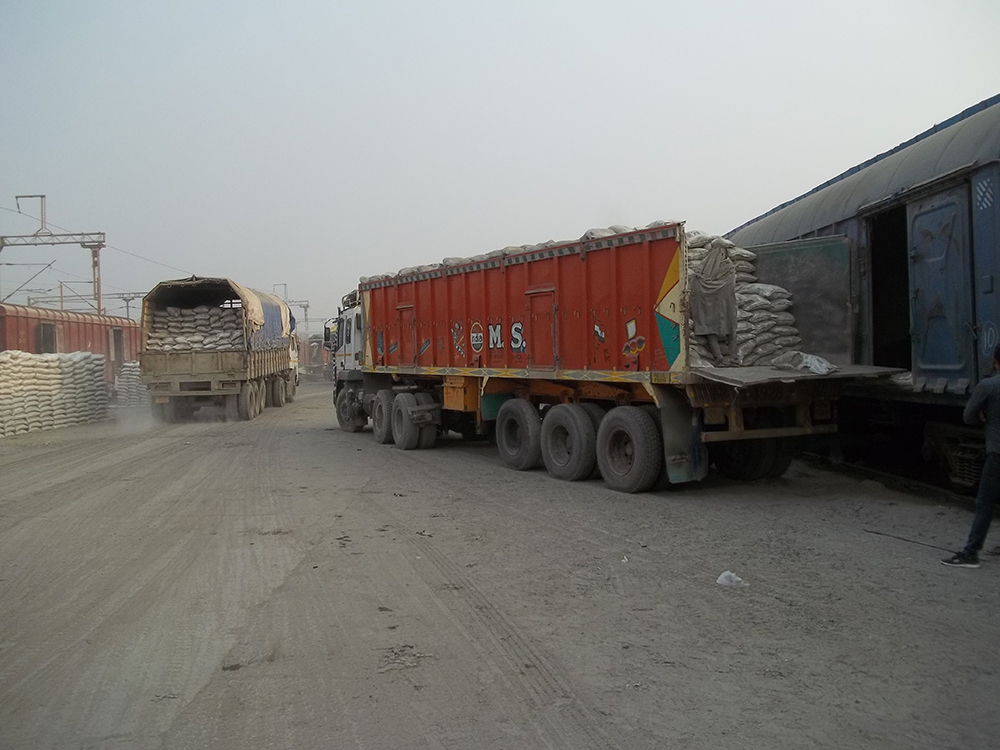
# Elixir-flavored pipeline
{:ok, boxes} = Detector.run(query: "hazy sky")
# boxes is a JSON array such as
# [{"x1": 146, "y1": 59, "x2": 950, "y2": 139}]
[{"x1": 2, "y1": 0, "x2": 998, "y2": 325}]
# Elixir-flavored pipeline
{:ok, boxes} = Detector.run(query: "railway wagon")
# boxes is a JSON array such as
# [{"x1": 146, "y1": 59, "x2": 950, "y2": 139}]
[
  {"x1": 0, "y1": 303, "x2": 140, "y2": 383},
  {"x1": 333, "y1": 223, "x2": 891, "y2": 492},
  {"x1": 727, "y1": 94, "x2": 1000, "y2": 488}
]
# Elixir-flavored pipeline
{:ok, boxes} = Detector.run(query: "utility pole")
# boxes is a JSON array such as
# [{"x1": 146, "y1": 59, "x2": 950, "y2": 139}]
[
  {"x1": 0, "y1": 195, "x2": 106, "y2": 312},
  {"x1": 286, "y1": 299, "x2": 310, "y2": 332}
]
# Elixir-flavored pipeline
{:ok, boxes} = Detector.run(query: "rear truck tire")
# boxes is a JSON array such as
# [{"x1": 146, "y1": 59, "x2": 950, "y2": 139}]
[
  {"x1": 579, "y1": 402, "x2": 606, "y2": 433},
  {"x1": 286, "y1": 376, "x2": 297, "y2": 403},
  {"x1": 271, "y1": 377, "x2": 286, "y2": 408},
  {"x1": 495, "y1": 398, "x2": 542, "y2": 471},
  {"x1": 172, "y1": 399, "x2": 195, "y2": 422},
  {"x1": 224, "y1": 393, "x2": 240, "y2": 422},
  {"x1": 336, "y1": 388, "x2": 363, "y2": 433},
  {"x1": 767, "y1": 441, "x2": 796, "y2": 478},
  {"x1": 415, "y1": 392, "x2": 438, "y2": 449},
  {"x1": 151, "y1": 401, "x2": 169, "y2": 423},
  {"x1": 596, "y1": 406, "x2": 663, "y2": 494},
  {"x1": 710, "y1": 438, "x2": 778, "y2": 480},
  {"x1": 640, "y1": 404, "x2": 672, "y2": 491},
  {"x1": 391, "y1": 392, "x2": 422, "y2": 450},
  {"x1": 255, "y1": 378, "x2": 266, "y2": 415},
  {"x1": 238, "y1": 382, "x2": 255, "y2": 421},
  {"x1": 372, "y1": 389, "x2": 395, "y2": 444},
  {"x1": 541, "y1": 404, "x2": 597, "y2": 481},
  {"x1": 579, "y1": 402, "x2": 607, "y2": 479}
]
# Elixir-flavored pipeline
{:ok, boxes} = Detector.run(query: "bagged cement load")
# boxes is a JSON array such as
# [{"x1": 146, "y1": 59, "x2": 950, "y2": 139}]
[
  {"x1": 145, "y1": 306, "x2": 245, "y2": 352},
  {"x1": 0, "y1": 351, "x2": 108, "y2": 437},
  {"x1": 684, "y1": 230, "x2": 812, "y2": 368}
]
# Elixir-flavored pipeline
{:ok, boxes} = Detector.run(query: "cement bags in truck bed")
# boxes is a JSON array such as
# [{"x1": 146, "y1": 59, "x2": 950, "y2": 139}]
[{"x1": 685, "y1": 230, "x2": 835, "y2": 373}]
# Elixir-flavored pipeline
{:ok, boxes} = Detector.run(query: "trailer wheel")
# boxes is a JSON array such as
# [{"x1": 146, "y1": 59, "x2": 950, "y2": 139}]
[
  {"x1": 271, "y1": 378, "x2": 286, "y2": 408},
  {"x1": 541, "y1": 404, "x2": 596, "y2": 481},
  {"x1": 255, "y1": 379, "x2": 266, "y2": 415},
  {"x1": 710, "y1": 438, "x2": 777, "y2": 480},
  {"x1": 372, "y1": 389, "x2": 395, "y2": 444},
  {"x1": 286, "y1": 376, "x2": 297, "y2": 403},
  {"x1": 596, "y1": 406, "x2": 663, "y2": 493},
  {"x1": 151, "y1": 401, "x2": 170, "y2": 423},
  {"x1": 495, "y1": 398, "x2": 542, "y2": 471},
  {"x1": 224, "y1": 394, "x2": 240, "y2": 422},
  {"x1": 336, "y1": 388, "x2": 363, "y2": 433},
  {"x1": 238, "y1": 382, "x2": 255, "y2": 420},
  {"x1": 639, "y1": 404, "x2": 672, "y2": 491},
  {"x1": 415, "y1": 392, "x2": 437, "y2": 449},
  {"x1": 392, "y1": 392, "x2": 421, "y2": 450}
]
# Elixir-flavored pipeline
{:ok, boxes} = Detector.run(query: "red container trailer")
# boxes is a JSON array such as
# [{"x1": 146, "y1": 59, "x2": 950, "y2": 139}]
[
  {"x1": 332, "y1": 223, "x2": 893, "y2": 492},
  {"x1": 0, "y1": 304, "x2": 140, "y2": 383}
]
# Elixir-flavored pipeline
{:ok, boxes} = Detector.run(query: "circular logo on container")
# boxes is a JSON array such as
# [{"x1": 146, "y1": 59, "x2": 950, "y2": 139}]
[{"x1": 470, "y1": 322, "x2": 484, "y2": 353}]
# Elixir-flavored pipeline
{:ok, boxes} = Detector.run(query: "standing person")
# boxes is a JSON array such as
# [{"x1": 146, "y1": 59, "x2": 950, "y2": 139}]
[{"x1": 942, "y1": 344, "x2": 1000, "y2": 568}]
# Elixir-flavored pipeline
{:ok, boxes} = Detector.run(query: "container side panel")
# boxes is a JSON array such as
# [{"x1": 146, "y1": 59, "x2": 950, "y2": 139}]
[
  {"x1": 973, "y1": 164, "x2": 1000, "y2": 382},
  {"x1": 486, "y1": 267, "x2": 507, "y2": 367}
]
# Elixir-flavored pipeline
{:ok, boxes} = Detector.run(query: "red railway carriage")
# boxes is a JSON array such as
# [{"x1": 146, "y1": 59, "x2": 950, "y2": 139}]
[
  {"x1": 0, "y1": 304, "x2": 141, "y2": 382},
  {"x1": 361, "y1": 225, "x2": 684, "y2": 376}
]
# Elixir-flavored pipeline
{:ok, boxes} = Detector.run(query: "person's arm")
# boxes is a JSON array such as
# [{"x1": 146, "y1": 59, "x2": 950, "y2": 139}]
[{"x1": 964, "y1": 382, "x2": 989, "y2": 425}]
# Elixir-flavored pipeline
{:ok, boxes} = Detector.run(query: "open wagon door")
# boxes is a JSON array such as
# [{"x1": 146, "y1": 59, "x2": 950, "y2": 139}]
[{"x1": 745, "y1": 235, "x2": 855, "y2": 365}]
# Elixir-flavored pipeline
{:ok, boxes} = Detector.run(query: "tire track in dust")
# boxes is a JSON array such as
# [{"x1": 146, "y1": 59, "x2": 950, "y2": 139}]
[
  {"x1": 359, "y1": 487, "x2": 621, "y2": 750},
  {"x1": 0, "y1": 414, "x2": 298, "y2": 748}
]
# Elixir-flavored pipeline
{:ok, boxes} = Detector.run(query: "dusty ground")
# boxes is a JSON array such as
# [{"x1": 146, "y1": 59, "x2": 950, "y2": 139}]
[{"x1": 0, "y1": 383, "x2": 997, "y2": 750}]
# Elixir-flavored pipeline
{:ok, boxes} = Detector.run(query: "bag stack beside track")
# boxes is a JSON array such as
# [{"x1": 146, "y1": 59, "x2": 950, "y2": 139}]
[
  {"x1": 116, "y1": 361, "x2": 150, "y2": 407},
  {"x1": 0, "y1": 351, "x2": 108, "y2": 437}
]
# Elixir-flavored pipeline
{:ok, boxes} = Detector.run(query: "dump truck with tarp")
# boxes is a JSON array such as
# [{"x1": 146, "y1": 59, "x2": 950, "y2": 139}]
[
  {"x1": 329, "y1": 221, "x2": 897, "y2": 492},
  {"x1": 139, "y1": 277, "x2": 297, "y2": 421}
]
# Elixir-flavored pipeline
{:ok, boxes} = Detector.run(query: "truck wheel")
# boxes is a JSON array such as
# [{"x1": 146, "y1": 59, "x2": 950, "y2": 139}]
[
  {"x1": 415, "y1": 392, "x2": 437, "y2": 449},
  {"x1": 710, "y1": 438, "x2": 778, "y2": 480},
  {"x1": 337, "y1": 388, "x2": 362, "y2": 433},
  {"x1": 151, "y1": 401, "x2": 169, "y2": 423},
  {"x1": 255, "y1": 379, "x2": 266, "y2": 415},
  {"x1": 768, "y1": 441, "x2": 796, "y2": 478},
  {"x1": 495, "y1": 398, "x2": 542, "y2": 471},
  {"x1": 372, "y1": 389, "x2": 395, "y2": 444},
  {"x1": 541, "y1": 404, "x2": 596, "y2": 481},
  {"x1": 596, "y1": 406, "x2": 663, "y2": 493},
  {"x1": 580, "y1": 403, "x2": 607, "y2": 479},
  {"x1": 224, "y1": 394, "x2": 240, "y2": 422},
  {"x1": 238, "y1": 382, "x2": 255, "y2": 421},
  {"x1": 286, "y1": 376, "x2": 297, "y2": 403},
  {"x1": 271, "y1": 378, "x2": 286, "y2": 407},
  {"x1": 391, "y1": 392, "x2": 421, "y2": 450},
  {"x1": 640, "y1": 404, "x2": 672, "y2": 491}
]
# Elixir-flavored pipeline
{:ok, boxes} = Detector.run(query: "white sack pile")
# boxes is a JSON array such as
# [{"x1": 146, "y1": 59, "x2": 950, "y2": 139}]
[
  {"x1": 145, "y1": 306, "x2": 245, "y2": 351},
  {"x1": 685, "y1": 230, "x2": 834, "y2": 372},
  {"x1": 0, "y1": 351, "x2": 108, "y2": 437},
  {"x1": 117, "y1": 361, "x2": 150, "y2": 407}
]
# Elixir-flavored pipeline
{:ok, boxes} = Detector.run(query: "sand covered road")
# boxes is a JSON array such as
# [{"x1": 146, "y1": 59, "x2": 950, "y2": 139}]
[{"x1": 0, "y1": 383, "x2": 997, "y2": 749}]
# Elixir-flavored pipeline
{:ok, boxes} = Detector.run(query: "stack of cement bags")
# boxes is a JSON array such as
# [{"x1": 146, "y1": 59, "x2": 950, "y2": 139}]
[
  {"x1": 0, "y1": 351, "x2": 108, "y2": 437},
  {"x1": 686, "y1": 230, "x2": 803, "y2": 367},
  {"x1": 116, "y1": 361, "x2": 150, "y2": 407},
  {"x1": 145, "y1": 306, "x2": 245, "y2": 351}
]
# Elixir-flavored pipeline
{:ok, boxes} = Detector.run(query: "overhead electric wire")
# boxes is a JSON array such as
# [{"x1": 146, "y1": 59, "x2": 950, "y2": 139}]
[{"x1": 0, "y1": 205, "x2": 194, "y2": 276}]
